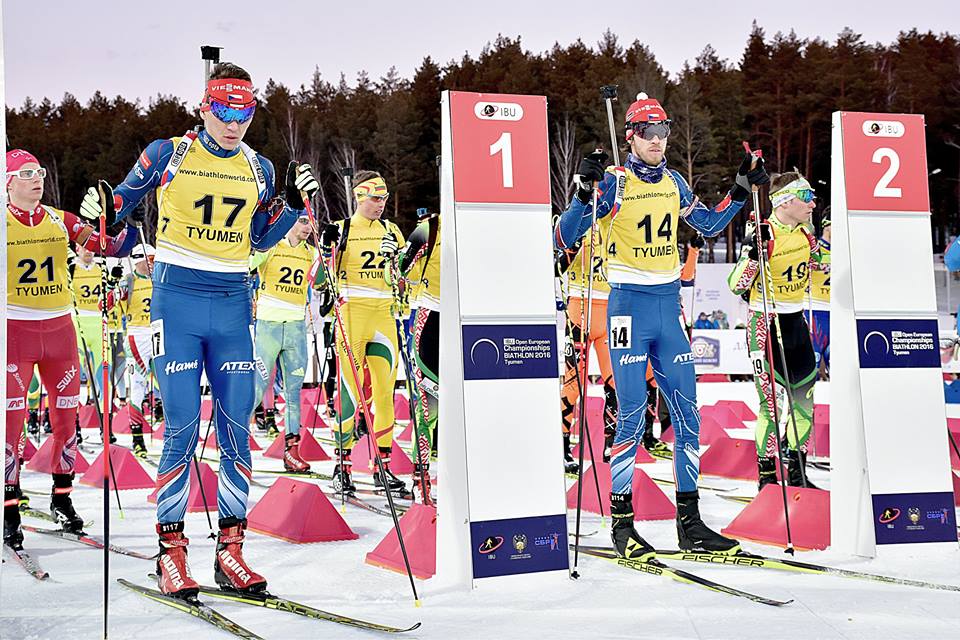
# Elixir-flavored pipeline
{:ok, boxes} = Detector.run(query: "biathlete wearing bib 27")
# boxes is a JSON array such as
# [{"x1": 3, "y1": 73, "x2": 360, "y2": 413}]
[{"x1": 556, "y1": 92, "x2": 768, "y2": 559}]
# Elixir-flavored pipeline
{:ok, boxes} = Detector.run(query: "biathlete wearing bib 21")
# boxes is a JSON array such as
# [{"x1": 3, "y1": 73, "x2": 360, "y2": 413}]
[
  {"x1": 112, "y1": 127, "x2": 300, "y2": 526},
  {"x1": 557, "y1": 163, "x2": 745, "y2": 497}
]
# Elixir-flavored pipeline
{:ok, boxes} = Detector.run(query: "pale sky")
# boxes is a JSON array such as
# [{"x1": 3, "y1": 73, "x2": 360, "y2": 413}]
[{"x1": 3, "y1": 0, "x2": 959, "y2": 107}]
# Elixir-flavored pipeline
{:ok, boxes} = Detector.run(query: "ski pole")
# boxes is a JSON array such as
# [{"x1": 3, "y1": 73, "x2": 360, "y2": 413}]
[
  {"x1": 304, "y1": 196, "x2": 421, "y2": 606},
  {"x1": 97, "y1": 186, "x2": 112, "y2": 640},
  {"x1": 745, "y1": 143, "x2": 795, "y2": 556},
  {"x1": 601, "y1": 85, "x2": 621, "y2": 166}
]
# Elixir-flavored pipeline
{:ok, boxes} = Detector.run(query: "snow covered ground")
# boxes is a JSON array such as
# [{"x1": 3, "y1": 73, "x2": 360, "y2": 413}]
[{"x1": 3, "y1": 382, "x2": 960, "y2": 640}]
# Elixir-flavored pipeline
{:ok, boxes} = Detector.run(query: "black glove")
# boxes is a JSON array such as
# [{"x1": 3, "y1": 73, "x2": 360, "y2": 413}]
[
  {"x1": 743, "y1": 222, "x2": 772, "y2": 261},
  {"x1": 689, "y1": 234, "x2": 705, "y2": 249},
  {"x1": 732, "y1": 151, "x2": 770, "y2": 201},
  {"x1": 129, "y1": 204, "x2": 146, "y2": 227},
  {"x1": 285, "y1": 162, "x2": 319, "y2": 211},
  {"x1": 316, "y1": 287, "x2": 334, "y2": 317},
  {"x1": 575, "y1": 150, "x2": 609, "y2": 203},
  {"x1": 110, "y1": 265, "x2": 124, "y2": 280},
  {"x1": 320, "y1": 223, "x2": 340, "y2": 248}
]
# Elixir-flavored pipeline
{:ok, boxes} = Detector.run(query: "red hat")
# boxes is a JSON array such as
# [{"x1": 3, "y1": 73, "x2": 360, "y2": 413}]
[
  {"x1": 624, "y1": 93, "x2": 669, "y2": 139},
  {"x1": 6, "y1": 149, "x2": 40, "y2": 185},
  {"x1": 200, "y1": 78, "x2": 256, "y2": 111}
]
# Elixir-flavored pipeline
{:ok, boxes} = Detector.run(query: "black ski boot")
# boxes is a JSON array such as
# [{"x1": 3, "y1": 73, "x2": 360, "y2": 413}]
[
  {"x1": 50, "y1": 473, "x2": 86, "y2": 534},
  {"x1": 787, "y1": 449, "x2": 819, "y2": 489},
  {"x1": 758, "y1": 456, "x2": 778, "y2": 491},
  {"x1": 373, "y1": 447, "x2": 408, "y2": 494},
  {"x1": 4, "y1": 485, "x2": 24, "y2": 551},
  {"x1": 355, "y1": 412, "x2": 369, "y2": 438},
  {"x1": 264, "y1": 409, "x2": 279, "y2": 438},
  {"x1": 152, "y1": 397, "x2": 164, "y2": 422},
  {"x1": 253, "y1": 403, "x2": 267, "y2": 432},
  {"x1": 42, "y1": 408, "x2": 52, "y2": 434},
  {"x1": 563, "y1": 432, "x2": 580, "y2": 475},
  {"x1": 26, "y1": 410, "x2": 40, "y2": 436},
  {"x1": 610, "y1": 492, "x2": 655, "y2": 561},
  {"x1": 131, "y1": 424, "x2": 148, "y2": 459},
  {"x1": 332, "y1": 449, "x2": 357, "y2": 494},
  {"x1": 75, "y1": 411, "x2": 83, "y2": 445},
  {"x1": 676, "y1": 491, "x2": 740, "y2": 554}
]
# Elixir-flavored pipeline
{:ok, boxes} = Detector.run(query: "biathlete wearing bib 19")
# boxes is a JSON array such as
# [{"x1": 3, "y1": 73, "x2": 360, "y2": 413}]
[{"x1": 556, "y1": 92, "x2": 768, "y2": 558}]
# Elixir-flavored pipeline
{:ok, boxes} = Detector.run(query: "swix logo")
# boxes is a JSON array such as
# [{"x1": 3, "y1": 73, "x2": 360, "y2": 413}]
[
  {"x1": 673, "y1": 352, "x2": 695, "y2": 365},
  {"x1": 220, "y1": 361, "x2": 256, "y2": 373},
  {"x1": 165, "y1": 360, "x2": 199, "y2": 376},
  {"x1": 56, "y1": 366, "x2": 78, "y2": 392},
  {"x1": 218, "y1": 549, "x2": 252, "y2": 584},
  {"x1": 160, "y1": 555, "x2": 186, "y2": 590},
  {"x1": 56, "y1": 395, "x2": 80, "y2": 409},
  {"x1": 618, "y1": 353, "x2": 647, "y2": 366}
]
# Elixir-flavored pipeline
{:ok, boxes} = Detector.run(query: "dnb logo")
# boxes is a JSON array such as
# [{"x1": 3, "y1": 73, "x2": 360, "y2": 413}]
[
  {"x1": 478, "y1": 536, "x2": 504, "y2": 555},
  {"x1": 473, "y1": 102, "x2": 524, "y2": 121},
  {"x1": 878, "y1": 508, "x2": 900, "y2": 524},
  {"x1": 690, "y1": 336, "x2": 720, "y2": 366}
]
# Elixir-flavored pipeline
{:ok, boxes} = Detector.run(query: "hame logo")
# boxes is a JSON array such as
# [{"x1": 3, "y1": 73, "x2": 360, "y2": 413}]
[{"x1": 165, "y1": 360, "x2": 199, "y2": 376}]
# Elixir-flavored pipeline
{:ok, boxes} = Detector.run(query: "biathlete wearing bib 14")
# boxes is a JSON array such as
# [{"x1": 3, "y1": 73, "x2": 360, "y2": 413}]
[
  {"x1": 250, "y1": 238, "x2": 319, "y2": 437},
  {"x1": 555, "y1": 161, "x2": 745, "y2": 495},
  {"x1": 728, "y1": 216, "x2": 827, "y2": 457},
  {"x1": 113, "y1": 128, "x2": 300, "y2": 524},
  {"x1": 332, "y1": 214, "x2": 405, "y2": 452}
]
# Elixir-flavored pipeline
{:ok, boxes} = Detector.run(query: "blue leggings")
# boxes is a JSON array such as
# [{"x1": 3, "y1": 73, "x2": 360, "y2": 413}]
[
  {"x1": 152, "y1": 284, "x2": 256, "y2": 524},
  {"x1": 805, "y1": 309, "x2": 830, "y2": 370},
  {"x1": 608, "y1": 284, "x2": 701, "y2": 495}
]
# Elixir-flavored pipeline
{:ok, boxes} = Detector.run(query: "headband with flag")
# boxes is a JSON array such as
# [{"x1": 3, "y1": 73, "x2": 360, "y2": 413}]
[
  {"x1": 353, "y1": 176, "x2": 389, "y2": 201},
  {"x1": 200, "y1": 78, "x2": 257, "y2": 123}
]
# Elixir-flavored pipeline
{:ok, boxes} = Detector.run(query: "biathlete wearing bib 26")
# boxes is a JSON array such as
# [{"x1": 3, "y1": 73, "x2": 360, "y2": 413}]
[
  {"x1": 557, "y1": 163, "x2": 744, "y2": 497},
  {"x1": 113, "y1": 128, "x2": 300, "y2": 525}
]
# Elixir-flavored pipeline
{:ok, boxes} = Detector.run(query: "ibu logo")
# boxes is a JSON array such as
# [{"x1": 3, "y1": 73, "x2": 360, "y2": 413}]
[{"x1": 474, "y1": 101, "x2": 524, "y2": 121}]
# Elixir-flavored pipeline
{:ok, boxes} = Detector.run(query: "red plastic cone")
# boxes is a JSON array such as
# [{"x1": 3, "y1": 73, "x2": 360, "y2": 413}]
[
  {"x1": 147, "y1": 461, "x2": 218, "y2": 512},
  {"x1": 262, "y1": 430, "x2": 331, "y2": 461},
  {"x1": 810, "y1": 420, "x2": 830, "y2": 458},
  {"x1": 350, "y1": 434, "x2": 414, "y2": 474},
  {"x1": 662, "y1": 417, "x2": 730, "y2": 446},
  {"x1": 565, "y1": 465, "x2": 675, "y2": 520},
  {"x1": 397, "y1": 422, "x2": 413, "y2": 442},
  {"x1": 721, "y1": 485, "x2": 830, "y2": 550},
  {"x1": 80, "y1": 446, "x2": 154, "y2": 490},
  {"x1": 151, "y1": 422, "x2": 165, "y2": 440},
  {"x1": 200, "y1": 399, "x2": 213, "y2": 421},
  {"x1": 394, "y1": 393, "x2": 410, "y2": 422},
  {"x1": 20, "y1": 437, "x2": 38, "y2": 462},
  {"x1": 26, "y1": 438, "x2": 89, "y2": 474},
  {"x1": 697, "y1": 373, "x2": 730, "y2": 382},
  {"x1": 78, "y1": 404, "x2": 100, "y2": 429},
  {"x1": 814, "y1": 403, "x2": 829, "y2": 426},
  {"x1": 951, "y1": 440, "x2": 960, "y2": 471},
  {"x1": 572, "y1": 419, "x2": 654, "y2": 464},
  {"x1": 365, "y1": 503, "x2": 436, "y2": 579},
  {"x1": 953, "y1": 471, "x2": 960, "y2": 507},
  {"x1": 247, "y1": 477, "x2": 358, "y2": 543},
  {"x1": 715, "y1": 400, "x2": 757, "y2": 422},
  {"x1": 699, "y1": 405, "x2": 745, "y2": 429},
  {"x1": 700, "y1": 438, "x2": 760, "y2": 481}
]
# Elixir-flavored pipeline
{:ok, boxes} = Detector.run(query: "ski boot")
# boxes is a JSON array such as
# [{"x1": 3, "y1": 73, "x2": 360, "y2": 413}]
[
  {"x1": 676, "y1": 490, "x2": 740, "y2": 554},
  {"x1": 610, "y1": 493, "x2": 655, "y2": 561},
  {"x1": 355, "y1": 411, "x2": 369, "y2": 438},
  {"x1": 42, "y1": 408, "x2": 52, "y2": 434},
  {"x1": 373, "y1": 447, "x2": 408, "y2": 495},
  {"x1": 283, "y1": 433, "x2": 311, "y2": 472},
  {"x1": 413, "y1": 463, "x2": 434, "y2": 506},
  {"x1": 332, "y1": 449, "x2": 357, "y2": 494},
  {"x1": 50, "y1": 473, "x2": 86, "y2": 534},
  {"x1": 26, "y1": 409, "x2": 40, "y2": 436},
  {"x1": 152, "y1": 397, "x2": 164, "y2": 422},
  {"x1": 131, "y1": 425, "x2": 148, "y2": 459},
  {"x1": 642, "y1": 432, "x2": 672, "y2": 458},
  {"x1": 4, "y1": 485, "x2": 24, "y2": 551},
  {"x1": 264, "y1": 409, "x2": 279, "y2": 438},
  {"x1": 563, "y1": 433, "x2": 580, "y2": 475},
  {"x1": 253, "y1": 403, "x2": 267, "y2": 432},
  {"x1": 75, "y1": 411, "x2": 83, "y2": 445},
  {"x1": 787, "y1": 449, "x2": 819, "y2": 489},
  {"x1": 214, "y1": 517, "x2": 267, "y2": 594},
  {"x1": 156, "y1": 521, "x2": 200, "y2": 599},
  {"x1": 758, "y1": 456, "x2": 778, "y2": 491}
]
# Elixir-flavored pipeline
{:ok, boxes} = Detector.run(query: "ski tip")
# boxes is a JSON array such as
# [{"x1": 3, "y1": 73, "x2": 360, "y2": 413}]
[{"x1": 414, "y1": 599, "x2": 422, "y2": 608}]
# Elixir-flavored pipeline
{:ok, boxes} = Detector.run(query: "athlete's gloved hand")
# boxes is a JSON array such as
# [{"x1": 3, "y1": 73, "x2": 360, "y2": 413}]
[
  {"x1": 732, "y1": 151, "x2": 769, "y2": 201},
  {"x1": 689, "y1": 234, "x2": 705, "y2": 249},
  {"x1": 285, "y1": 162, "x2": 319, "y2": 210},
  {"x1": 743, "y1": 222, "x2": 772, "y2": 261},
  {"x1": 574, "y1": 150, "x2": 609, "y2": 203},
  {"x1": 380, "y1": 232, "x2": 399, "y2": 258},
  {"x1": 110, "y1": 265, "x2": 124, "y2": 281},
  {"x1": 316, "y1": 287, "x2": 335, "y2": 317},
  {"x1": 79, "y1": 180, "x2": 117, "y2": 226},
  {"x1": 129, "y1": 204, "x2": 146, "y2": 227},
  {"x1": 320, "y1": 223, "x2": 340, "y2": 247}
]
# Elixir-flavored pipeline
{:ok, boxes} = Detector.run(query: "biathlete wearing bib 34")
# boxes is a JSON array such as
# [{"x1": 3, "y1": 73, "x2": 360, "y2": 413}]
[{"x1": 112, "y1": 125, "x2": 296, "y2": 527}]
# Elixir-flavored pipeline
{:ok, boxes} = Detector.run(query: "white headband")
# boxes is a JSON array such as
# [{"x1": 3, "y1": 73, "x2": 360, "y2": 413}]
[{"x1": 770, "y1": 177, "x2": 813, "y2": 208}]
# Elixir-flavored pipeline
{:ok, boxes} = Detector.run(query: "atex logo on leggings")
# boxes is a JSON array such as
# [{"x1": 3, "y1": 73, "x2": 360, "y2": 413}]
[{"x1": 220, "y1": 361, "x2": 256, "y2": 373}]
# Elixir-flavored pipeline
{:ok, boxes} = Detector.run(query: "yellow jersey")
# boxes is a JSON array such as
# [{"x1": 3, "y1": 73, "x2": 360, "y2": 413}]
[
  {"x1": 7, "y1": 206, "x2": 72, "y2": 320},
  {"x1": 71, "y1": 262, "x2": 103, "y2": 316},
  {"x1": 566, "y1": 224, "x2": 610, "y2": 300},
  {"x1": 255, "y1": 238, "x2": 317, "y2": 321},
  {"x1": 125, "y1": 275, "x2": 154, "y2": 329},
  {"x1": 335, "y1": 214, "x2": 405, "y2": 301},
  {"x1": 749, "y1": 217, "x2": 812, "y2": 314}
]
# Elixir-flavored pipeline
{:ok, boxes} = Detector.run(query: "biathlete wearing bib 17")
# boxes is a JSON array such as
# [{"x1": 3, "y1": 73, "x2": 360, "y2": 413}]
[
  {"x1": 555, "y1": 161, "x2": 745, "y2": 498},
  {"x1": 112, "y1": 128, "x2": 300, "y2": 525}
]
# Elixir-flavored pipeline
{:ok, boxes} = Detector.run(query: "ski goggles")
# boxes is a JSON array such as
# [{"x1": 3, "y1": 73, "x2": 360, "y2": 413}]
[
  {"x1": 770, "y1": 178, "x2": 816, "y2": 207},
  {"x1": 206, "y1": 98, "x2": 257, "y2": 124},
  {"x1": 8, "y1": 167, "x2": 46, "y2": 180},
  {"x1": 628, "y1": 122, "x2": 671, "y2": 141}
]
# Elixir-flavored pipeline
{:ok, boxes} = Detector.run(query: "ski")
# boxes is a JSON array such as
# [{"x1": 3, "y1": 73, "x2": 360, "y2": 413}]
[
  {"x1": 651, "y1": 476, "x2": 737, "y2": 493},
  {"x1": 654, "y1": 549, "x2": 960, "y2": 593},
  {"x1": 574, "y1": 545, "x2": 792, "y2": 606},
  {"x1": 2, "y1": 543, "x2": 50, "y2": 580},
  {"x1": 719, "y1": 494, "x2": 754, "y2": 505},
  {"x1": 196, "y1": 583, "x2": 422, "y2": 634},
  {"x1": 20, "y1": 505, "x2": 93, "y2": 528},
  {"x1": 21, "y1": 524, "x2": 155, "y2": 560},
  {"x1": 118, "y1": 578, "x2": 264, "y2": 639}
]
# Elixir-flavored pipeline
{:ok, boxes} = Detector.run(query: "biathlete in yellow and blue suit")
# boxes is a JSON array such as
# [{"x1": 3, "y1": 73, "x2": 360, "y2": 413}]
[
  {"x1": 80, "y1": 63, "x2": 319, "y2": 598},
  {"x1": 555, "y1": 93, "x2": 769, "y2": 559}
]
